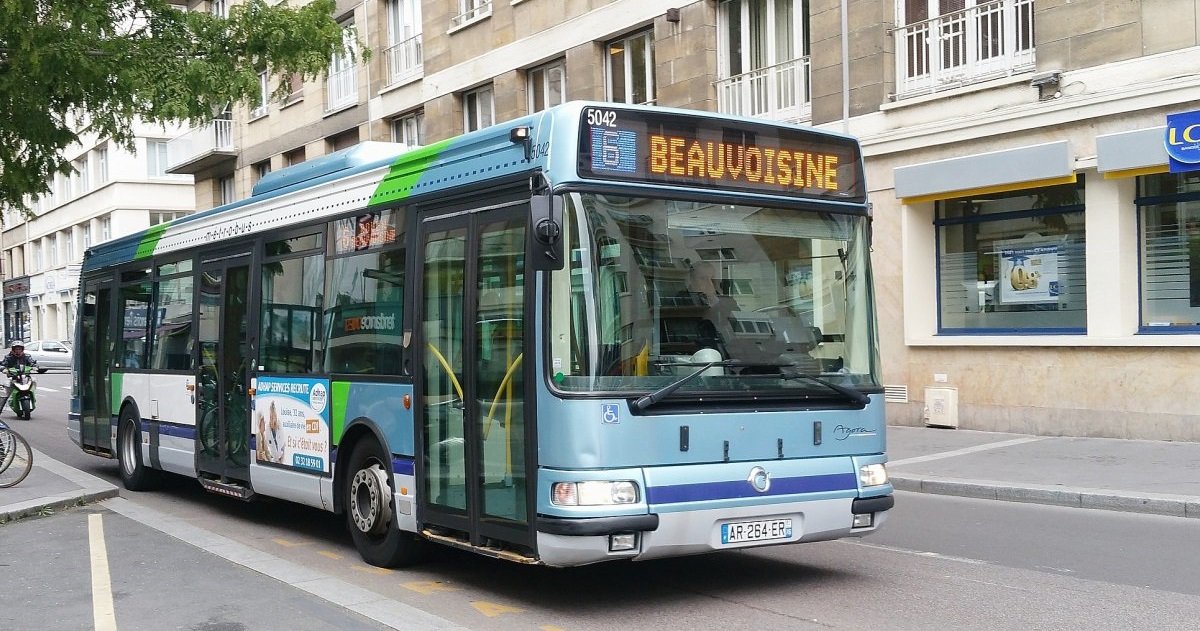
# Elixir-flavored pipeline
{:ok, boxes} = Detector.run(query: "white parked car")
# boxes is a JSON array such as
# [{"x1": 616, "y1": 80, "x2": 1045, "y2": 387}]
[{"x1": 25, "y1": 340, "x2": 73, "y2": 372}]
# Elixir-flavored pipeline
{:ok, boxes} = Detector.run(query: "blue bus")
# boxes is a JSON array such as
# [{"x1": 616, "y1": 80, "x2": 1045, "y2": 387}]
[{"x1": 70, "y1": 102, "x2": 892, "y2": 567}]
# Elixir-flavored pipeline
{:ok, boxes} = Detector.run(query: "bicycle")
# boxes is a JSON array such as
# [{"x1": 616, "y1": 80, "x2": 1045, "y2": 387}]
[{"x1": 0, "y1": 419, "x2": 33, "y2": 487}]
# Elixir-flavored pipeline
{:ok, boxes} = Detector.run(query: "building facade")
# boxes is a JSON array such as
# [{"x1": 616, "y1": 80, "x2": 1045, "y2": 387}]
[
  {"x1": 2, "y1": 127, "x2": 195, "y2": 345},
  {"x1": 165, "y1": 0, "x2": 1200, "y2": 441}
]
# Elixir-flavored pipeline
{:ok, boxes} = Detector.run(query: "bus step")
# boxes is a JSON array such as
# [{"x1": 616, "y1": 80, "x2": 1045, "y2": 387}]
[
  {"x1": 82, "y1": 447, "x2": 115, "y2": 459},
  {"x1": 420, "y1": 529, "x2": 539, "y2": 565},
  {"x1": 198, "y1": 477, "x2": 255, "y2": 501}
]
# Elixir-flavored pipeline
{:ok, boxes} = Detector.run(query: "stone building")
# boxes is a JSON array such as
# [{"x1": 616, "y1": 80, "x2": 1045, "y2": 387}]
[{"x1": 165, "y1": 0, "x2": 1200, "y2": 441}]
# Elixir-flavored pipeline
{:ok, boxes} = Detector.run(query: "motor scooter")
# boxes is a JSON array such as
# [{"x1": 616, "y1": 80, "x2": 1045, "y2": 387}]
[{"x1": 6, "y1": 364, "x2": 36, "y2": 420}]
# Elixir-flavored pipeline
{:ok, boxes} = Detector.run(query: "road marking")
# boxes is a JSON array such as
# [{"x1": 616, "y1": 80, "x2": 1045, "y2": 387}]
[
  {"x1": 38, "y1": 387, "x2": 58, "y2": 392},
  {"x1": 88, "y1": 514, "x2": 118, "y2": 631},
  {"x1": 353, "y1": 565, "x2": 394, "y2": 576},
  {"x1": 317, "y1": 550, "x2": 342, "y2": 560},
  {"x1": 472, "y1": 601, "x2": 524, "y2": 617},
  {"x1": 541, "y1": 626, "x2": 569, "y2": 631},
  {"x1": 841, "y1": 539, "x2": 989, "y2": 566},
  {"x1": 272, "y1": 537, "x2": 311, "y2": 547},
  {"x1": 402, "y1": 581, "x2": 459, "y2": 595},
  {"x1": 888, "y1": 436, "x2": 1046, "y2": 467}
]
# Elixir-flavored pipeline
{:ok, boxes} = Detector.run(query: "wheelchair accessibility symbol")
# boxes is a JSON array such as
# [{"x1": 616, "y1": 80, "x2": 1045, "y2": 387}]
[{"x1": 602, "y1": 403, "x2": 620, "y2": 424}]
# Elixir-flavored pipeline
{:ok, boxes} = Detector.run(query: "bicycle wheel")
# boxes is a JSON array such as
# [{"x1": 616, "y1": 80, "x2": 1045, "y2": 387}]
[{"x1": 0, "y1": 428, "x2": 33, "y2": 487}]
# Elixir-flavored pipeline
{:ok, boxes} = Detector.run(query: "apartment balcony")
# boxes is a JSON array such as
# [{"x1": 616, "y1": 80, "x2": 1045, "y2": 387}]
[
  {"x1": 715, "y1": 56, "x2": 811, "y2": 123},
  {"x1": 450, "y1": 0, "x2": 491, "y2": 30},
  {"x1": 385, "y1": 35, "x2": 423, "y2": 86},
  {"x1": 165, "y1": 119, "x2": 236, "y2": 175},
  {"x1": 326, "y1": 65, "x2": 358, "y2": 112},
  {"x1": 893, "y1": 0, "x2": 1035, "y2": 99}
]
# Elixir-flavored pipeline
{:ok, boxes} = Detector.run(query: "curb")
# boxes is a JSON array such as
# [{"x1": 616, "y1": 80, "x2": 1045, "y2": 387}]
[
  {"x1": 890, "y1": 475, "x2": 1200, "y2": 519},
  {"x1": 0, "y1": 449, "x2": 120, "y2": 523}
]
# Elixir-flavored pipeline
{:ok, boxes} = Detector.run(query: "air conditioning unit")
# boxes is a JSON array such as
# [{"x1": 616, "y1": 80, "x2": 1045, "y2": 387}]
[{"x1": 923, "y1": 386, "x2": 959, "y2": 428}]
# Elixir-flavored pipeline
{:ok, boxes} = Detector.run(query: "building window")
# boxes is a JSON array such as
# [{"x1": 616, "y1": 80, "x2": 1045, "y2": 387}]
[
  {"x1": 83, "y1": 223, "x2": 92, "y2": 248},
  {"x1": 285, "y1": 73, "x2": 304, "y2": 104},
  {"x1": 95, "y1": 145, "x2": 108, "y2": 183},
  {"x1": 717, "y1": 0, "x2": 811, "y2": 121},
  {"x1": 391, "y1": 111, "x2": 425, "y2": 146},
  {"x1": 150, "y1": 211, "x2": 189, "y2": 226},
  {"x1": 327, "y1": 128, "x2": 359, "y2": 153},
  {"x1": 146, "y1": 140, "x2": 169, "y2": 177},
  {"x1": 894, "y1": 0, "x2": 1035, "y2": 98},
  {"x1": 385, "y1": 0, "x2": 423, "y2": 83},
  {"x1": 210, "y1": 0, "x2": 228, "y2": 18},
  {"x1": 1138, "y1": 171, "x2": 1200, "y2": 331},
  {"x1": 252, "y1": 71, "x2": 269, "y2": 119},
  {"x1": 253, "y1": 160, "x2": 271, "y2": 185},
  {"x1": 65, "y1": 230, "x2": 74, "y2": 261},
  {"x1": 326, "y1": 22, "x2": 358, "y2": 112},
  {"x1": 284, "y1": 147, "x2": 306, "y2": 166},
  {"x1": 451, "y1": 0, "x2": 492, "y2": 28},
  {"x1": 936, "y1": 179, "x2": 1086, "y2": 333},
  {"x1": 49, "y1": 234, "x2": 58, "y2": 266},
  {"x1": 101, "y1": 216, "x2": 110, "y2": 241},
  {"x1": 463, "y1": 84, "x2": 494, "y2": 132},
  {"x1": 528, "y1": 59, "x2": 566, "y2": 113},
  {"x1": 607, "y1": 30, "x2": 655, "y2": 105},
  {"x1": 218, "y1": 175, "x2": 235, "y2": 205},
  {"x1": 74, "y1": 156, "x2": 90, "y2": 195}
]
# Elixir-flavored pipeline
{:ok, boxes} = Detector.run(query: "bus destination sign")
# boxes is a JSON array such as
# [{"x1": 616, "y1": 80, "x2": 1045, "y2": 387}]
[{"x1": 577, "y1": 106, "x2": 865, "y2": 202}]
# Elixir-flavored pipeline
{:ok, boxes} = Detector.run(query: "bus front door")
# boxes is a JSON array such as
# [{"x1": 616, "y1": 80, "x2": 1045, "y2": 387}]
[
  {"x1": 80, "y1": 279, "x2": 115, "y2": 453},
  {"x1": 195, "y1": 255, "x2": 253, "y2": 484},
  {"x1": 417, "y1": 201, "x2": 533, "y2": 553}
]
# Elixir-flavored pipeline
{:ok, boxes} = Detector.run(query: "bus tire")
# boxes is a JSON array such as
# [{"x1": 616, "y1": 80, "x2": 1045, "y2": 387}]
[
  {"x1": 345, "y1": 440, "x2": 422, "y2": 568},
  {"x1": 118, "y1": 408, "x2": 160, "y2": 491}
]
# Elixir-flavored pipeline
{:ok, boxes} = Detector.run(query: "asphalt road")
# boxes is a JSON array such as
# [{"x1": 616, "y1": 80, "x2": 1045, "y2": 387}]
[{"x1": 8, "y1": 371, "x2": 1200, "y2": 631}]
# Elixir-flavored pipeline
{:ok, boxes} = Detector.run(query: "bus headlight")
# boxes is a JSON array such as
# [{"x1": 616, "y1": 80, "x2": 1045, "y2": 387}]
[
  {"x1": 859, "y1": 463, "x2": 888, "y2": 487},
  {"x1": 551, "y1": 481, "x2": 639, "y2": 506}
]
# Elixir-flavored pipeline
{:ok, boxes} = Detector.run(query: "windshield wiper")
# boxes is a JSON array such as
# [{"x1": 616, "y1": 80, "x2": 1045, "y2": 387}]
[
  {"x1": 630, "y1": 360, "x2": 734, "y2": 413},
  {"x1": 780, "y1": 369, "x2": 870, "y2": 406}
]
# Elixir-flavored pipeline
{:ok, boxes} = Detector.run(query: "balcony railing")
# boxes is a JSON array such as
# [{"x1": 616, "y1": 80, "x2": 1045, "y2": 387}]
[
  {"x1": 715, "y1": 56, "x2": 811, "y2": 123},
  {"x1": 385, "y1": 34, "x2": 423, "y2": 85},
  {"x1": 450, "y1": 0, "x2": 491, "y2": 29},
  {"x1": 326, "y1": 65, "x2": 357, "y2": 112},
  {"x1": 893, "y1": 0, "x2": 1035, "y2": 98},
  {"x1": 165, "y1": 118, "x2": 235, "y2": 175}
]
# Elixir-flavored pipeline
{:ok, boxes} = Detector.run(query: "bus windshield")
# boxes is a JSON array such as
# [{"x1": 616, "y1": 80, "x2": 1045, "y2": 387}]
[{"x1": 548, "y1": 193, "x2": 879, "y2": 398}]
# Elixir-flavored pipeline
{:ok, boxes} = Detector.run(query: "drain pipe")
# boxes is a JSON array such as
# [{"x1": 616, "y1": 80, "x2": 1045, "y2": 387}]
[{"x1": 840, "y1": 0, "x2": 850, "y2": 134}]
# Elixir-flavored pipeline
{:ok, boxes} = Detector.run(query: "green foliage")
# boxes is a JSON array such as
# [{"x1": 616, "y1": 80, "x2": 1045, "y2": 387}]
[{"x1": 0, "y1": 0, "x2": 360, "y2": 217}]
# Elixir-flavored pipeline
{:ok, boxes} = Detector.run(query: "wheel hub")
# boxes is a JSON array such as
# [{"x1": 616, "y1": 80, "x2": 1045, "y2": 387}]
[{"x1": 350, "y1": 463, "x2": 392, "y2": 535}]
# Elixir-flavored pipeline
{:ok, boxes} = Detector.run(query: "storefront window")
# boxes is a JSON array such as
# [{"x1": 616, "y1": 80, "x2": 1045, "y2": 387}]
[
  {"x1": 1138, "y1": 171, "x2": 1200, "y2": 331},
  {"x1": 936, "y1": 179, "x2": 1086, "y2": 333}
]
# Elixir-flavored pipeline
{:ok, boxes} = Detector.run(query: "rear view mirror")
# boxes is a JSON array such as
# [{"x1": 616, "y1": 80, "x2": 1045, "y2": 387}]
[{"x1": 529, "y1": 193, "x2": 564, "y2": 271}]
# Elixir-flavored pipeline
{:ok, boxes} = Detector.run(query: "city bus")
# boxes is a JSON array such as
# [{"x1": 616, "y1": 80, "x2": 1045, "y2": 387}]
[{"x1": 69, "y1": 101, "x2": 893, "y2": 567}]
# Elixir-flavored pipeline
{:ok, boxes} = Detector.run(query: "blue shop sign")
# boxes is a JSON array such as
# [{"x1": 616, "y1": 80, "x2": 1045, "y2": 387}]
[{"x1": 1166, "y1": 110, "x2": 1200, "y2": 173}]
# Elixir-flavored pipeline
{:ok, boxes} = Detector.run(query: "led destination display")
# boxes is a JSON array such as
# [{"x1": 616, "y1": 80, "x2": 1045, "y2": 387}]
[{"x1": 578, "y1": 106, "x2": 865, "y2": 202}]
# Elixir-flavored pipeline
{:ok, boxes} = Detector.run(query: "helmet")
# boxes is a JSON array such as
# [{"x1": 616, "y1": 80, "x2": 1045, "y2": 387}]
[{"x1": 10, "y1": 342, "x2": 23, "y2": 351}]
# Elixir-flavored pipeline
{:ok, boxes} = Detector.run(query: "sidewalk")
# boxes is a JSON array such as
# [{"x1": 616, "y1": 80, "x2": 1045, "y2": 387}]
[
  {"x1": 3, "y1": 427, "x2": 1200, "y2": 523},
  {"x1": 0, "y1": 448, "x2": 118, "y2": 523},
  {"x1": 887, "y1": 425, "x2": 1200, "y2": 518}
]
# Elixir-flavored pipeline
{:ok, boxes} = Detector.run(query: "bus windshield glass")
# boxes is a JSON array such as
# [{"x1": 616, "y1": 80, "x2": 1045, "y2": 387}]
[{"x1": 548, "y1": 193, "x2": 879, "y2": 398}]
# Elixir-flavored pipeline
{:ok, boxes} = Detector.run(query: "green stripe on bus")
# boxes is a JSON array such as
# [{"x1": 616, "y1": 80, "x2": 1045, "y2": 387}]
[
  {"x1": 331, "y1": 381, "x2": 350, "y2": 444},
  {"x1": 110, "y1": 372, "x2": 123, "y2": 415},
  {"x1": 135, "y1": 224, "x2": 168, "y2": 260},
  {"x1": 367, "y1": 139, "x2": 452, "y2": 207}
]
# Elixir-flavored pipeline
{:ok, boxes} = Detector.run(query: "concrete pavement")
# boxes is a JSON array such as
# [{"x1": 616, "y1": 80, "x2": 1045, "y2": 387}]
[{"x1": 3, "y1": 425, "x2": 1200, "y2": 526}]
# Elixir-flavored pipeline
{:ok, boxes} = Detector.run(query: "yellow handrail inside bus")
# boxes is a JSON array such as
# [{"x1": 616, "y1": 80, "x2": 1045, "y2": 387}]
[
  {"x1": 426, "y1": 342, "x2": 463, "y2": 400},
  {"x1": 483, "y1": 353, "x2": 523, "y2": 439}
]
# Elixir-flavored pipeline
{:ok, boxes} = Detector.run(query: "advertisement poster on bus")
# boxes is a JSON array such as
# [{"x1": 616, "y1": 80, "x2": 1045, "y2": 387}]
[
  {"x1": 999, "y1": 245, "x2": 1059, "y2": 305},
  {"x1": 253, "y1": 376, "x2": 331, "y2": 474}
]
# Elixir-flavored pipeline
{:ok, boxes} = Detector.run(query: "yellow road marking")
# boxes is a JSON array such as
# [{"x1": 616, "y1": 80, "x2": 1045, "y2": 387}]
[
  {"x1": 272, "y1": 538, "x2": 311, "y2": 548},
  {"x1": 318, "y1": 550, "x2": 343, "y2": 560},
  {"x1": 541, "y1": 626, "x2": 569, "y2": 631},
  {"x1": 402, "y1": 581, "x2": 459, "y2": 595},
  {"x1": 88, "y1": 514, "x2": 117, "y2": 631},
  {"x1": 353, "y1": 565, "x2": 394, "y2": 576},
  {"x1": 472, "y1": 601, "x2": 524, "y2": 617}
]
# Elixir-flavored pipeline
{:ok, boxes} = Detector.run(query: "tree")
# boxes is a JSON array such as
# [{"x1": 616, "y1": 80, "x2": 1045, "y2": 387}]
[{"x1": 0, "y1": 0, "x2": 360, "y2": 216}]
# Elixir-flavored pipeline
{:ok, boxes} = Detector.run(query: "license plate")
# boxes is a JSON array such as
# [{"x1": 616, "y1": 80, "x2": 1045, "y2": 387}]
[{"x1": 721, "y1": 518, "x2": 793, "y2": 544}]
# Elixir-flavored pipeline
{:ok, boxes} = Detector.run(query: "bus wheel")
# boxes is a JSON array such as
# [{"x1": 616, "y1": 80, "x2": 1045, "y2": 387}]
[
  {"x1": 118, "y1": 408, "x2": 160, "y2": 491},
  {"x1": 345, "y1": 440, "x2": 422, "y2": 567}
]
